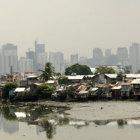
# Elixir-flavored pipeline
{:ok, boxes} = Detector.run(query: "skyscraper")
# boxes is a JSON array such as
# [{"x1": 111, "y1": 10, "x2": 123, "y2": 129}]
[
  {"x1": 26, "y1": 50, "x2": 35, "y2": 71},
  {"x1": 117, "y1": 47, "x2": 128, "y2": 67},
  {"x1": 26, "y1": 50, "x2": 35, "y2": 60},
  {"x1": 49, "y1": 52, "x2": 64, "y2": 74},
  {"x1": 93, "y1": 48, "x2": 104, "y2": 66},
  {"x1": 35, "y1": 40, "x2": 45, "y2": 54},
  {"x1": 1, "y1": 43, "x2": 18, "y2": 74},
  {"x1": 70, "y1": 54, "x2": 78, "y2": 65},
  {"x1": 18, "y1": 57, "x2": 34, "y2": 72},
  {"x1": 129, "y1": 43, "x2": 140, "y2": 73},
  {"x1": 105, "y1": 49, "x2": 111, "y2": 58},
  {"x1": 34, "y1": 41, "x2": 47, "y2": 72}
]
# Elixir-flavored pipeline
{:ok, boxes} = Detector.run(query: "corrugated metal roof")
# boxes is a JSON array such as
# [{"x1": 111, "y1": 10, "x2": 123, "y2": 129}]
[
  {"x1": 66, "y1": 75, "x2": 84, "y2": 80},
  {"x1": 131, "y1": 79, "x2": 140, "y2": 84},
  {"x1": 46, "y1": 80, "x2": 55, "y2": 84},
  {"x1": 126, "y1": 74, "x2": 140, "y2": 78},
  {"x1": 111, "y1": 86, "x2": 121, "y2": 90},
  {"x1": 91, "y1": 88, "x2": 98, "y2": 91},
  {"x1": 27, "y1": 75, "x2": 38, "y2": 78},
  {"x1": 79, "y1": 90, "x2": 89, "y2": 94},
  {"x1": 66, "y1": 75, "x2": 95, "y2": 80},
  {"x1": 105, "y1": 74, "x2": 117, "y2": 78},
  {"x1": 14, "y1": 88, "x2": 26, "y2": 92},
  {"x1": 34, "y1": 82, "x2": 43, "y2": 86},
  {"x1": 86, "y1": 75, "x2": 95, "y2": 78},
  {"x1": 121, "y1": 83, "x2": 131, "y2": 86}
]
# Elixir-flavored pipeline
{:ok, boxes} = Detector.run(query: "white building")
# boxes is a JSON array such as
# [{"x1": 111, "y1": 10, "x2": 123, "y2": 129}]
[
  {"x1": 19, "y1": 57, "x2": 33, "y2": 72},
  {"x1": 49, "y1": 52, "x2": 65, "y2": 74},
  {"x1": 117, "y1": 47, "x2": 129, "y2": 67},
  {"x1": 36, "y1": 52, "x2": 47, "y2": 69},
  {"x1": 1, "y1": 43, "x2": 18, "y2": 74},
  {"x1": 129, "y1": 43, "x2": 140, "y2": 73},
  {"x1": 70, "y1": 54, "x2": 78, "y2": 65},
  {"x1": 34, "y1": 41, "x2": 47, "y2": 72}
]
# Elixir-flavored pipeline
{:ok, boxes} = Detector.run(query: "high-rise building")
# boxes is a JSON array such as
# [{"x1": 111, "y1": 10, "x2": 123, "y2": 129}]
[
  {"x1": 36, "y1": 52, "x2": 47, "y2": 70},
  {"x1": 105, "y1": 49, "x2": 111, "y2": 58},
  {"x1": 93, "y1": 48, "x2": 104, "y2": 65},
  {"x1": 35, "y1": 40, "x2": 45, "y2": 54},
  {"x1": 26, "y1": 50, "x2": 35, "y2": 60},
  {"x1": 129, "y1": 43, "x2": 140, "y2": 73},
  {"x1": 79, "y1": 57, "x2": 89, "y2": 66},
  {"x1": 70, "y1": 54, "x2": 78, "y2": 65},
  {"x1": 1, "y1": 43, "x2": 18, "y2": 74},
  {"x1": 26, "y1": 50, "x2": 35, "y2": 71},
  {"x1": 34, "y1": 41, "x2": 47, "y2": 72},
  {"x1": 18, "y1": 57, "x2": 33, "y2": 72},
  {"x1": 49, "y1": 52, "x2": 64, "y2": 74},
  {"x1": 117, "y1": 47, "x2": 128, "y2": 67}
]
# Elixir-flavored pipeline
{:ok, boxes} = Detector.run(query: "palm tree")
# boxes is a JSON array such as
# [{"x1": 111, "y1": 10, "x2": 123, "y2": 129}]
[{"x1": 40, "y1": 62, "x2": 55, "y2": 81}]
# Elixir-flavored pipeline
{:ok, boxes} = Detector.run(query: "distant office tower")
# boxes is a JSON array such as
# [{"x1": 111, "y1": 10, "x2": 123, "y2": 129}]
[
  {"x1": 26, "y1": 50, "x2": 35, "y2": 60},
  {"x1": 34, "y1": 41, "x2": 47, "y2": 72},
  {"x1": 1, "y1": 43, "x2": 18, "y2": 74},
  {"x1": 93, "y1": 48, "x2": 104, "y2": 65},
  {"x1": 49, "y1": 52, "x2": 64, "y2": 74},
  {"x1": 26, "y1": 50, "x2": 35, "y2": 71},
  {"x1": 70, "y1": 54, "x2": 78, "y2": 65},
  {"x1": 129, "y1": 43, "x2": 140, "y2": 73},
  {"x1": 105, "y1": 49, "x2": 111, "y2": 58},
  {"x1": 36, "y1": 52, "x2": 47, "y2": 70},
  {"x1": 117, "y1": 47, "x2": 128, "y2": 67},
  {"x1": 35, "y1": 40, "x2": 45, "y2": 54},
  {"x1": 79, "y1": 57, "x2": 89, "y2": 65},
  {"x1": 18, "y1": 57, "x2": 33, "y2": 72}
]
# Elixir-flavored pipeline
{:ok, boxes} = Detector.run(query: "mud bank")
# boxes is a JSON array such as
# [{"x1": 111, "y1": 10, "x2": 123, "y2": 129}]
[{"x1": 66, "y1": 101, "x2": 140, "y2": 121}]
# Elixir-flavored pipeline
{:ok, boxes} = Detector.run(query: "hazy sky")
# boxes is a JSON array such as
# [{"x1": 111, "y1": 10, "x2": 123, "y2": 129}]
[{"x1": 0, "y1": 0, "x2": 140, "y2": 60}]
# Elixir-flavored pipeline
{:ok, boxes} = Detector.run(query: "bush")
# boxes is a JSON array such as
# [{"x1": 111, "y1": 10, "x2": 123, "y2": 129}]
[
  {"x1": 2, "y1": 83, "x2": 18, "y2": 99},
  {"x1": 22, "y1": 91, "x2": 37, "y2": 101},
  {"x1": 95, "y1": 66, "x2": 116, "y2": 74},
  {"x1": 58, "y1": 76, "x2": 69, "y2": 85},
  {"x1": 35, "y1": 83, "x2": 55, "y2": 99},
  {"x1": 67, "y1": 86, "x2": 76, "y2": 98},
  {"x1": 65, "y1": 63, "x2": 93, "y2": 75},
  {"x1": 13, "y1": 91, "x2": 38, "y2": 102}
]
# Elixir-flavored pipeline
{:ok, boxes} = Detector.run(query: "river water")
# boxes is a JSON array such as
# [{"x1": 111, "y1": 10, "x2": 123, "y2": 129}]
[{"x1": 1, "y1": 101, "x2": 140, "y2": 140}]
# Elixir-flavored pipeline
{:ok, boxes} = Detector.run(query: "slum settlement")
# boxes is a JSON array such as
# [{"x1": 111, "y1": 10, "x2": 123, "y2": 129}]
[{"x1": 1, "y1": 72, "x2": 140, "y2": 102}]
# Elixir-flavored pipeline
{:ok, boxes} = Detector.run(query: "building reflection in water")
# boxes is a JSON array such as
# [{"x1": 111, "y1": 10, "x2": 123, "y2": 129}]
[
  {"x1": 0, "y1": 105, "x2": 140, "y2": 139},
  {"x1": 0, "y1": 107, "x2": 19, "y2": 134}
]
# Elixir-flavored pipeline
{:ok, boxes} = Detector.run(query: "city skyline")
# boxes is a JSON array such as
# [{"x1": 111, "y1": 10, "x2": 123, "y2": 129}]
[
  {"x1": 0, "y1": 41, "x2": 140, "y2": 74},
  {"x1": 0, "y1": 41, "x2": 139, "y2": 61},
  {"x1": 0, "y1": 0, "x2": 140, "y2": 59}
]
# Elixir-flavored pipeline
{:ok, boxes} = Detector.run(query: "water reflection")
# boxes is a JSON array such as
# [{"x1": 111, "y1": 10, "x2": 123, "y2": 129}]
[
  {"x1": 0, "y1": 104, "x2": 140, "y2": 139},
  {"x1": 0, "y1": 106, "x2": 19, "y2": 134}
]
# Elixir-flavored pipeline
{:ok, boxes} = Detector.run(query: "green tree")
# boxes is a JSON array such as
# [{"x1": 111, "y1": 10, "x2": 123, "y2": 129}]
[
  {"x1": 125, "y1": 70, "x2": 130, "y2": 74},
  {"x1": 35, "y1": 83, "x2": 55, "y2": 99},
  {"x1": 40, "y1": 62, "x2": 55, "y2": 81},
  {"x1": 2, "y1": 107, "x2": 17, "y2": 121},
  {"x1": 65, "y1": 63, "x2": 92, "y2": 75},
  {"x1": 117, "y1": 71, "x2": 125, "y2": 81},
  {"x1": 2, "y1": 83, "x2": 18, "y2": 99},
  {"x1": 67, "y1": 86, "x2": 76, "y2": 98},
  {"x1": 95, "y1": 66, "x2": 116, "y2": 74},
  {"x1": 58, "y1": 76, "x2": 69, "y2": 85}
]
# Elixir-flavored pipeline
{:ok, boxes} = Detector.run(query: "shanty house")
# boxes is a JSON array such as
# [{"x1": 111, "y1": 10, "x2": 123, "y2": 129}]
[
  {"x1": 111, "y1": 86, "x2": 121, "y2": 99},
  {"x1": 131, "y1": 79, "x2": 140, "y2": 97},
  {"x1": 66, "y1": 75, "x2": 84, "y2": 83},
  {"x1": 120, "y1": 83, "x2": 131, "y2": 98}
]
